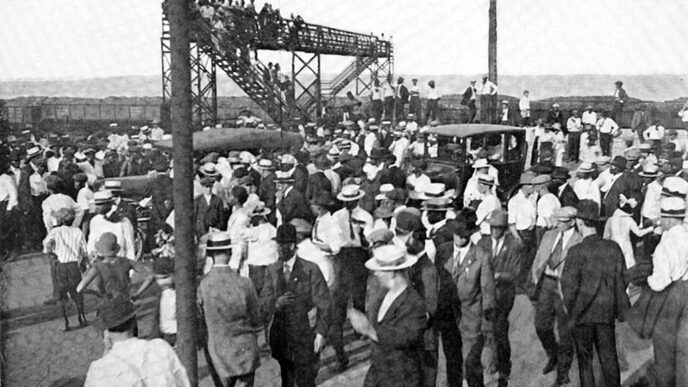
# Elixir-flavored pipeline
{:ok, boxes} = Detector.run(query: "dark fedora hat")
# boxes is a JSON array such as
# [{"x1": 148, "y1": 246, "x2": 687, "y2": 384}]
[
  {"x1": 97, "y1": 294, "x2": 137, "y2": 331},
  {"x1": 448, "y1": 218, "x2": 478, "y2": 238},
  {"x1": 274, "y1": 224, "x2": 298, "y2": 244}
]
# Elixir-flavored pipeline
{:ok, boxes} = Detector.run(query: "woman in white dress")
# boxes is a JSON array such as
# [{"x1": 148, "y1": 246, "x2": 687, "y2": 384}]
[{"x1": 603, "y1": 194, "x2": 654, "y2": 269}]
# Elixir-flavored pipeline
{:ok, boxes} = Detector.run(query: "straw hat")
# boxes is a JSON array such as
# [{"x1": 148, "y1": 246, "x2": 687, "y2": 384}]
[
  {"x1": 365, "y1": 245, "x2": 418, "y2": 271},
  {"x1": 337, "y1": 185, "x2": 365, "y2": 202},
  {"x1": 94, "y1": 190, "x2": 115, "y2": 205},
  {"x1": 205, "y1": 231, "x2": 235, "y2": 251},
  {"x1": 660, "y1": 197, "x2": 687, "y2": 218}
]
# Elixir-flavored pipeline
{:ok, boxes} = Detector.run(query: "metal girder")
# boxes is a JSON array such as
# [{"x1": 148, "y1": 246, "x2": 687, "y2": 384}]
[
  {"x1": 355, "y1": 55, "x2": 394, "y2": 97},
  {"x1": 161, "y1": 19, "x2": 217, "y2": 129},
  {"x1": 292, "y1": 51, "x2": 321, "y2": 120}
]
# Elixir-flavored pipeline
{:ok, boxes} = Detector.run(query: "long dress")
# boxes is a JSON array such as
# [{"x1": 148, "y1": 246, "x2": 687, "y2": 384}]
[{"x1": 603, "y1": 209, "x2": 653, "y2": 269}]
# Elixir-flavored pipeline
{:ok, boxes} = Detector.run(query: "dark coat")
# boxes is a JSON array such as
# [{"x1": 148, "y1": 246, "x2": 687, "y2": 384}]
[
  {"x1": 306, "y1": 171, "x2": 332, "y2": 201},
  {"x1": 380, "y1": 165, "x2": 406, "y2": 189},
  {"x1": 114, "y1": 199, "x2": 138, "y2": 227},
  {"x1": 193, "y1": 194, "x2": 226, "y2": 238},
  {"x1": 546, "y1": 110, "x2": 566, "y2": 133},
  {"x1": 477, "y1": 234, "x2": 526, "y2": 285},
  {"x1": 262, "y1": 257, "x2": 332, "y2": 364},
  {"x1": 17, "y1": 164, "x2": 34, "y2": 211},
  {"x1": 461, "y1": 86, "x2": 475, "y2": 105},
  {"x1": 561, "y1": 234, "x2": 630, "y2": 326},
  {"x1": 258, "y1": 172, "x2": 276, "y2": 223},
  {"x1": 364, "y1": 286, "x2": 425, "y2": 387},
  {"x1": 143, "y1": 174, "x2": 173, "y2": 227},
  {"x1": 558, "y1": 183, "x2": 580, "y2": 208},
  {"x1": 409, "y1": 253, "x2": 439, "y2": 351},
  {"x1": 198, "y1": 267, "x2": 261, "y2": 379},
  {"x1": 292, "y1": 164, "x2": 309, "y2": 194},
  {"x1": 602, "y1": 171, "x2": 643, "y2": 218},
  {"x1": 277, "y1": 187, "x2": 314, "y2": 224},
  {"x1": 435, "y1": 242, "x2": 495, "y2": 338}
]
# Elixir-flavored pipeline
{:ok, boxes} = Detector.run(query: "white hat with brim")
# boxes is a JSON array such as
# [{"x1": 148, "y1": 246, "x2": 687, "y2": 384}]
[
  {"x1": 94, "y1": 190, "x2": 115, "y2": 205},
  {"x1": 337, "y1": 185, "x2": 365, "y2": 201},
  {"x1": 256, "y1": 159, "x2": 275, "y2": 170},
  {"x1": 103, "y1": 181, "x2": 123, "y2": 191},
  {"x1": 375, "y1": 184, "x2": 395, "y2": 200},
  {"x1": 419, "y1": 183, "x2": 455, "y2": 200},
  {"x1": 205, "y1": 231, "x2": 237, "y2": 251},
  {"x1": 199, "y1": 162, "x2": 220, "y2": 177},
  {"x1": 472, "y1": 159, "x2": 490, "y2": 169},
  {"x1": 638, "y1": 164, "x2": 661, "y2": 178},
  {"x1": 576, "y1": 162, "x2": 595, "y2": 174},
  {"x1": 364, "y1": 245, "x2": 418, "y2": 271},
  {"x1": 660, "y1": 197, "x2": 687, "y2": 218}
]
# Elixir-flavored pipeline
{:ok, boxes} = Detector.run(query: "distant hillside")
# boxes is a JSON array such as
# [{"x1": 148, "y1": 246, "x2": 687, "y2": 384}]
[{"x1": 1, "y1": 74, "x2": 687, "y2": 102}]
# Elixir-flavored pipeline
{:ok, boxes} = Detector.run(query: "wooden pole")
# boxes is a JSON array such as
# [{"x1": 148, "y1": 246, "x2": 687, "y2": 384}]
[
  {"x1": 488, "y1": 0, "x2": 498, "y2": 124},
  {"x1": 168, "y1": 0, "x2": 198, "y2": 385}
]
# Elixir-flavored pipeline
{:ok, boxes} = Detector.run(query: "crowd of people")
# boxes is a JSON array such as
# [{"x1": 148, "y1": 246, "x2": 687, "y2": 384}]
[{"x1": 3, "y1": 89, "x2": 688, "y2": 387}]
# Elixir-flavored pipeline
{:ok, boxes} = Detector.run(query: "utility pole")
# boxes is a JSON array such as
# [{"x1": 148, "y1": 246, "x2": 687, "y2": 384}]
[
  {"x1": 488, "y1": 0, "x2": 498, "y2": 123},
  {"x1": 168, "y1": 0, "x2": 198, "y2": 385}
]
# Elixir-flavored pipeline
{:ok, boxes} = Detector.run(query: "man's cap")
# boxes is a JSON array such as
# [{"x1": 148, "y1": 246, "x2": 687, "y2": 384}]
[
  {"x1": 552, "y1": 167, "x2": 571, "y2": 181},
  {"x1": 519, "y1": 171, "x2": 536, "y2": 185}
]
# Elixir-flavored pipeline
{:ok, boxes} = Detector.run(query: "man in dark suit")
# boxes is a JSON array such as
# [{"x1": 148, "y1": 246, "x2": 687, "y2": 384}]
[
  {"x1": 551, "y1": 167, "x2": 579, "y2": 208},
  {"x1": 276, "y1": 171, "x2": 314, "y2": 224},
  {"x1": 612, "y1": 80, "x2": 629, "y2": 125},
  {"x1": 306, "y1": 155, "x2": 332, "y2": 202},
  {"x1": 103, "y1": 180, "x2": 138, "y2": 226},
  {"x1": 281, "y1": 154, "x2": 308, "y2": 195},
  {"x1": 436, "y1": 217, "x2": 495, "y2": 387},
  {"x1": 547, "y1": 103, "x2": 566, "y2": 134},
  {"x1": 142, "y1": 159, "x2": 173, "y2": 249},
  {"x1": 17, "y1": 147, "x2": 42, "y2": 250},
  {"x1": 395, "y1": 77, "x2": 410, "y2": 120},
  {"x1": 194, "y1": 177, "x2": 226, "y2": 239},
  {"x1": 561, "y1": 200, "x2": 630, "y2": 387},
  {"x1": 461, "y1": 80, "x2": 478, "y2": 123},
  {"x1": 477, "y1": 211, "x2": 526, "y2": 387},
  {"x1": 602, "y1": 156, "x2": 643, "y2": 218},
  {"x1": 530, "y1": 207, "x2": 583, "y2": 386},
  {"x1": 380, "y1": 154, "x2": 406, "y2": 189},
  {"x1": 261, "y1": 224, "x2": 332, "y2": 387}
]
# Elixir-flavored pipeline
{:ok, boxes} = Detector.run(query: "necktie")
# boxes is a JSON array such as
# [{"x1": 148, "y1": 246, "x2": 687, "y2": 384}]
[
  {"x1": 348, "y1": 210, "x2": 355, "y2": 240},
  {"x1": 547, "y1": 235, "x2": 564, "y2": 270},
  {"x1": 283, "y1": 262, "x2": 291, "y2": 282},
  {"x1": 493, "y1": 239, "x2": 500, "y2": 257},
  {"x1": 452, "y1": 250, "x2": 462, "y2": 276}
]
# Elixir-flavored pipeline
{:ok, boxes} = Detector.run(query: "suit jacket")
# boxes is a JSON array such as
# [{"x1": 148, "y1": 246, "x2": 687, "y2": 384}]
[
  {"x1": 547, "y1": 111, "x2": 566, "y2": 133},
  {"x1": 462, "y1": 86, "x2": 475, "y2": 105},
  {"x1": 143, "y1": 174, "x2": 173, "y2": 226},
  {"x1": 198, "y1": 267, "x2": 261, "y2": 379},
  {"x1": 602, "y1": 172, "x2": 643, "y2": 218},
  {"x1": 17, "y1": 164, "x2": 34, "y2": 211},
  {"x1": 262, "y1": 257, "x2": 331, "y2": 363},
  {"x1": 396, "y1": 85, "x2": 409, "y2": 103},
  {"x1": 194, "y1": 194, "x2": 226, "y2": 238},
  {"x1": 380, "y1": 165, "x2": 406, "y2": 189},
  {"x1": 306, "y1": 171, "x2": 332, "y2": 201},
  {"x1": 436, "y1": 242, "x2": 495, "y2": 338},
  {"x1": 258, "y1": 172, "x2": 276, "y2": 223},
  {"x1": 364, "y1": 286, "x2": 425, "y2": 387},
  {"x1": 114, "y1": 199, "x2": 138, "y2": 227},
  {"x1": 292, "y1": 164, "x2": 309, "y2": 194},
  {"x1": 531, "y1": 228, "x2": 583, "y2": 286},
  {"x1": 558, "y1": 183, "x2": 580, "y2": 208},
  {"x1": 278, "y1": 187, "x2": 313, "y2": 224},
  {"x1": 477, "y1": 234, "x2": 525, "y2": 285},
  {"x1": 409, "y1": 253, "x2": 439, "y2": 351},
  {"x1": 561, "y1": 234, "x2": 630, "y2": 325},
  {"x1": 631, "y1": 111, "x2": 649, "y2": 132}
]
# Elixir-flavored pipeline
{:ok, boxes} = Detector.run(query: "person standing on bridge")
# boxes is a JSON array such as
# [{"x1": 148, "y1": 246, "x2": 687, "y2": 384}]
[
  {"x1": 383, "y1": 75, "x2": 395, "y2": 121},
  {"x1": 409, "y1": 78, "x2": 422, "y2": 119},
  {"x1": 425, "y1": 80, "x2": 441, "y2": 124}
]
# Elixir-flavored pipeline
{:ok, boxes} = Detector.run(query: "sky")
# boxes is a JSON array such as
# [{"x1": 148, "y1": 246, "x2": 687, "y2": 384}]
[{"x1": 1, "y1": 0, "x2": 688, "y2": 79}]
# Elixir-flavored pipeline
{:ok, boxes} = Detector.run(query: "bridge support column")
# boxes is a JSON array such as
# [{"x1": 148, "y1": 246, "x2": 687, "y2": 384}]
[{"x1": 292, "y1": 51, "x2": 321, "y2": 122}]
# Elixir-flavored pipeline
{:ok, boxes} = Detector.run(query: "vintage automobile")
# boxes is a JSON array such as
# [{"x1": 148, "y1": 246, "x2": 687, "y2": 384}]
[{"x1": 421, "y1": 123, "x2": 527, "y2": 203}]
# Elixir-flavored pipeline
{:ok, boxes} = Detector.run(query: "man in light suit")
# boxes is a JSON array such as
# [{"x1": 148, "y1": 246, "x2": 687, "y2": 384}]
[
  {"x1": 436, "y1": 217, "x2": 495, "y2": 387},
  {"x1": 530, "y1": 206, "x2": 583, "y2": 386},
  {"x1": 261, "y1": 224, "x2": 332, "y2": 387}
]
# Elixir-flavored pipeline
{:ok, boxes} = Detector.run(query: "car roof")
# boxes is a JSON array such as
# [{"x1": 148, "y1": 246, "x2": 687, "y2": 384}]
[{"x1": 425, "y1": 123, "x2": 524, "y2": 138}]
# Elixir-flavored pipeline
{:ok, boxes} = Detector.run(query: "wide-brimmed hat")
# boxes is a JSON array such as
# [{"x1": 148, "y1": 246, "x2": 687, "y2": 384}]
[
  {"x1": 250, "y1": 201, "x2": 271, "y2": 217},
  {"x1": 395, "y1": 211, "x2": 422, "y2": 233},
  {"x1": 290, "y1": 218, "x2": 313, "y2": 235},
  {"x1": 97, "y1": 294, "x2": 137, "y2": 331},
  {"x1": 487, "y1": 210, "x2": 508, "y2": 227},
  {"x1": 337, "y1": 185, "x2": 365, "y2": 202},
  {"x1": 532, "y1": 174, "x2": 552, "y2": 186},
  {"x1": 421, "y1": 196, "x2": 452, "y2": 211},
  {"x1": 368, "y1": 229, "x2": 394, "y2": 245},
  {"x1": 274, "y1": 170, "x2": 295, "y2": 184},
  {"x1": 205, "y1": 231, "x2": 235, "y2": 251},
  {"x1": 274, "y1": 224, "x2": 298, "y2": 244},
  {"x1": 369, "y1": 148, "x2": 388, "y2": 160},
  {"x1": 553, "y1": 206, "x2": 578, "y2": 222},
  {"x1": 477, "y1": 174, "x2": 495, "y2": 187},
  {"x1": 519, "y1": 171, "x2": 536, "y2": 185},
  {"x1": 365, "y1": 245, "x2": 418, "y2": 271},
  {"x1": 660, "y1": 197, "x2": 687, "y2": 218},
  {"x1": 551, "y1": 167, "x2": 571, "y2": 181},
  {"x1": 94, "y1": 190, "x2": 115, "y2": 205},
  {"x1": 597, "y1": 156, "x2": 611, "y2": 167},
  {"x1": 310, "y1": 192, "x2": 333, "y2": 207},
  {"x1": 638, "y1": 163, "x2": 661, "y2": 178},
  {"x1": 256, "y1": 158, "x2": 276, "y2": 170},
  {"x1": 472, "y1": 158, "x2": 490, "y2": 169},
  {"x1": 199, "y1": 162, "x2": 220, "y2": 177},
  {"x1": 419, "y1": 183, "x2": 454, "y2": 200},
  {"x1": 575, "y1": 200, "x2": 599, "y2": 222},
  {"x1": 26, "y1": 146, "x2": 41, "y2": 160},
  {"x1": 624, "y1": 148, "x2": 641, "y2": 162},
  {"x1": 375, "y1": 184, "x2": 395, "y2": 201},
  {"x1": 576, "y1": 162, "x2": 595, "y2": 174},
  {"x1": 103, "y1": 180, "x2": 123, "y2": 191},
  {"x1": 95, "y1": 232, "x2": 120, "y2": 256},
  {"x1": 661, "y1": 176, "x2": 688, "y2": 199}
]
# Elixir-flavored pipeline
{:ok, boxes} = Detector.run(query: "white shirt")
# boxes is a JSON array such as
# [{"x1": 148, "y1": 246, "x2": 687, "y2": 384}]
[
  {"x1": 297, "y1": 239, "x2": 335, "y2": 289},
  {"x1": 453, "y1": 244, "x2": 472, "y2": 267},
  {"x1": 643, "y1": 125, "x2": 665, "y2": 141},
  {"x1": 389, "y1": 137, "x2": 409, "y2": 168},
  {"x1": 476, "y1": 193, "x2": 501, "y2": 235},
  {"x1": 364, "y1": 132, "x2": 378, "y2": 156},
  {"x1": 371, "y1": 86, "x2": 383, "y2": 101},
  {"x1": 426, "y1": 87, "x2": 440, "y2": 100},
  {"x1": 87, "y1": 214, "x2": 136, "y2": 260},
  {"x1": 312, "y1": 212, "x2": 342, "y2": 256},
  {"x1": 479, "y1": 80, "x2": 498, "y2": 95},
  {"x1": 597, "y1": 117, "x2": 619, "y2": 134},
  {"x1": 573, "y1": 178, "x2": 601, "y2": 207},
  {"x1": 77, "y1": 186, "x2": 96, "y2": 213},
  {"x1": 332, "y1": 206, "x2": 374, "y2": 248},
  {"x1": 582, "y1": 111, "x2": 597, "y2": 126},
  {"x1": 0, "y1": 173, "x2": 18, "y2": 210},
  {"x1": 647, "y1": 224, "x2": 688, "y2": 291},
  {"x1": 406, "y1": 173, "x2": 431, "y2": 200},
  {"x1": 84, "y1": 338, "x2": 189, "y2": 387},
  {"x1": 42, "y1": 193, "x2": 83, "y2": 231},
  {"x1": 508, "y1": 189, "x2": 537, "y2": 230},
  {"x1": 382, "y1": 83, "x2": 395, "y2": 99},
  {"x1": 595, "y1": 168, "x2": 613, "y2": 190},
  {"x1": 29, "y1": 171, "x2": 48, "y2": 196},
  {"x1": 641, "y1": 181, "x2": 663, "y2": 221},
  {"x1": 151, "y1": 127, "x2": 165, "y2": 141},
  {"x1": 519, "y1": 96, "x2": 530, "y2": 113},
  {"x1": 537, "y1": 193, "x2": 561, "y2": 228},
  {"x1": 679, "y1": 108, "x2": 688, "y2": 123},
  {"x1": 159, "y1": 288, "x2": 177, "y2": 334},
  {"x1": 566, "y1": 117, "x2": 582, "y2": 133},
  {"x1": 242, "y1": 223, "x2": 278, "y2": 267}
]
